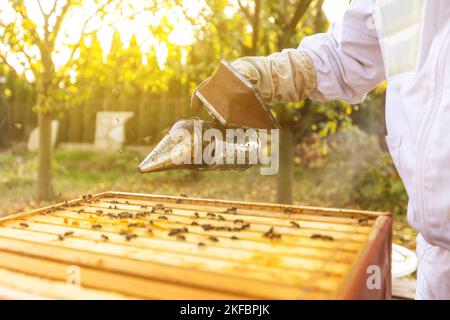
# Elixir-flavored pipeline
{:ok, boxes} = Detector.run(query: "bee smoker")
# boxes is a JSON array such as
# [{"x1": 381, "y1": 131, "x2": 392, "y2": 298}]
[
  {"x1": 138, "y1": 60, "x2": 280, "y2": 174},
  {"x1": 138, "y1": 119, "x2": 261, "y2": 173}
]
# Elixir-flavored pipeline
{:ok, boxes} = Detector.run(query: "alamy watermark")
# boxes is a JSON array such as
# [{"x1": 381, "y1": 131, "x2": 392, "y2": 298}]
[{"x1": 167, "y1": 120, "x2": 279, "y2": 175}]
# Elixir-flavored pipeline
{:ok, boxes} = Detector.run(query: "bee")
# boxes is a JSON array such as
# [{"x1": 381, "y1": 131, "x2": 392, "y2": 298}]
[
  {"x1": 202, "y1": 224, "x2": 214, "y2": 231},
  {"x1": 176, "y1": 235, "x2": 186, "y2": 241},
  {"x1": 111, "y1": 200, "x2": 119, "y2": 204},
  {"x1": 91, "y1": 224, "x2": 102, "y2": 230},
  {"x1": 101, "y1": 234, "x2": 109, "y2": 241},
  {"x1": 209, "y1": 236, "x2": 219, "y2": 242},
  {"x1": 180, "y1": 193, "x2": 188, "y2": 198},
  {"x1": 164, "y1": 208, "x2": 173, "y2": 214},
  {"x1": 19, "y1": 222, "x2": 29, "y2": 228},
  {"x1": 169, "y1": 228, "x2": 184, "y2": 236},
  {"x1": 175, "y1": 198, "x2": 182, "y2": 204},
  {"x1": 289, "y1": 221, "x2": 300, "y2": 228},
  {"x1": 198, "y1": 242, "x2": 206, "y2": 247},
  {"x1": 108, "y1": 205, "x2": 113, "y2": 209},
  {"x1": 241, "y1": 223, "x2": 251, "y2": 230},
  {"x1": 233, "y1": 219, "x2": 244, "y2": 224},
  {"x1": 194, "y1": 212, "x2": 200, "y2": 218},
  {"x1": 225, "y1": 207, "x2": 237, "y2": 214},
  {"x1": 148, "y1": 221, "x2": 154, "y2": 226},
  {"x1": 283, "y1": 207, "x2": 294, "y2": 214},
  {"x1": 57, "y1": 234, "x2": 65, "y2": 241},
  {"x1": 158, "y1": 215, "x2": 168, "y2": 220},
  {"x1": 358, "y1": 218, "x2": 369, "y2": 226},
  {"x1": 155, "y1": 204, "x2": 164, "y2": 210},
  {"x1": 64, "y1": 231, "x2": 74, "y2": 237},
  {"x1": 95, "y1": 210, "x2": 103, "y2": 216},
  {"x1": 191, "y1": 221, "x2": 199, "y2": 226},
  {"x1": 83, "y1": 194, "x2": 93, "y2": 201},
  {"x1": 231, "y1": 236, "x2": 239, "y2": 240},
  {"x1": 77, "y1": 208, "x2": 84, "y2": 214},
  {"x1": 263, "y1": 227, "x2": 282, "y2": 240},
  {"x1": 125, "y1": 234, "x2": 138, "y2": 241},
  {"x1": 217, "y1": 215, "x2": 225, "y2": 221},
  {"x1": 310, "y1": 233, "x2": 334, "y2": 241},
  {"x1": 206, "y1": 212, "x2": 215, "y2": 218},
  {"x1": 63, "y1": 200, "x2": 69, "y2": 207},
  {"x1": 125, "y1": 201, "x2": 130, "y2": 205},
  {"x1": 128, "y1": 223, "x2": 138, "y2": 227},
  {"x1": 147, "y1": 229, "x2": 153, "y2": 234}
]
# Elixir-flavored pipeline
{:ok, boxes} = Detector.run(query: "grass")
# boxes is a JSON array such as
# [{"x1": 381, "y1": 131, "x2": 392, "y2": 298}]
[{"x1": 0, "y1": 147, "x2": 416, "y2": 250}]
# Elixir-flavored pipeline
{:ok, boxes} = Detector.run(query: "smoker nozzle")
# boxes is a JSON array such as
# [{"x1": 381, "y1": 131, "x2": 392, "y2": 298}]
[{"x1": 138, "y1": 119, "x2": 260, "y2": 174}]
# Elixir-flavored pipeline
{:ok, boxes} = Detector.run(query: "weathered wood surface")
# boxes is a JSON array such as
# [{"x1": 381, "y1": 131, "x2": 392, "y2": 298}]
[{"x1": 0, "y1": 191, "x2": 391, "y2": 299}]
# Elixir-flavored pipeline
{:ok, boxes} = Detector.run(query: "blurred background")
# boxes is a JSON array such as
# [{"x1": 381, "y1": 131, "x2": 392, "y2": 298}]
[{"x1": 0, "y1": 0, "x2": 414, "y2": 248}]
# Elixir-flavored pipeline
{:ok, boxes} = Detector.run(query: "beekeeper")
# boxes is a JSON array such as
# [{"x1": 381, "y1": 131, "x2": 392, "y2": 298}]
[{"x1": 192, "y1": 0, "x2": 450, "y2": 299}]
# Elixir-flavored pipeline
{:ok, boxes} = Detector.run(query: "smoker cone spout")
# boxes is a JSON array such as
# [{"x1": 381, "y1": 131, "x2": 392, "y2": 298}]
[
  {"x1": 138, "y1": 119, "x2": 261, "y2": 174},
  {"x1": 138, "y1": 120, "x2": 196, "y2": 173}
]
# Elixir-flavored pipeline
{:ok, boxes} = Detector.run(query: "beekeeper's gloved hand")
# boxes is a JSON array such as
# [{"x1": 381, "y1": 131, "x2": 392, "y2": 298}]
[{"x1": 231, "y1": 50, "x2": 317, "y2": 104}]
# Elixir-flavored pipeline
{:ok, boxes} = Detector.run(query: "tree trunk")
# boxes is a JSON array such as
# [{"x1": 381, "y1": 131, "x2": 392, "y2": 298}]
[
  {"x1": 276, "y1": 125, "x2": 294, "y2": 204},
  {"x1": 37, "y1": 112, "x2": 54, "y2": 200}
]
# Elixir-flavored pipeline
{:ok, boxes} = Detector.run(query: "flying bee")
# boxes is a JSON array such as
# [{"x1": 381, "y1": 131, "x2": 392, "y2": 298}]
[
  {"x1": 101, "y1": 234, "x2": 109, "y2": 241},
  {"x1": 19, "y1": 222, "x2": 29, "y2": 228},
  {"x1": 64, "y1": 231, "x2": 74, "y2": 237},
  {"x1": 57, "y1": 234, "x2": 65, "y2": 241}
]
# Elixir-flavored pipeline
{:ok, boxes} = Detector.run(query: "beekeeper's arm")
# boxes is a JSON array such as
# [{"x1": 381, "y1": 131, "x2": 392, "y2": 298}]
[{"x1": 228, "y1": 0, "x2": 385, "y2": 105}]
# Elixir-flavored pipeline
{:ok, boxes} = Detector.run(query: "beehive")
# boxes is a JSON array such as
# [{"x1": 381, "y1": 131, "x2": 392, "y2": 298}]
[{"x1": 0, "y1": 192, "x2": 392, "y2": 299}]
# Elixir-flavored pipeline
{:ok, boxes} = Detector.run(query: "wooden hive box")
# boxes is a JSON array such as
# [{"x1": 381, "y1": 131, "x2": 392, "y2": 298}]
[{"x1": 0, "y1": 192, "x2": 392, "y2": 299}]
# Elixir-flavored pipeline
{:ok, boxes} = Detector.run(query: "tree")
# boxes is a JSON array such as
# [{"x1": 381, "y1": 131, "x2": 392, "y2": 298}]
[
  {"x1": 0, "y1": 0, "x2": 119, "y2": 200},
  {"x1": 176, "y1": 0, "x2": 352, "y2": 204}
]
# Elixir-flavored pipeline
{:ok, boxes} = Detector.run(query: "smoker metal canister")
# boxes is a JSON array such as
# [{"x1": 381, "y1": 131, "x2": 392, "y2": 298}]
[{"x1": 138, "y1": 119, "x2": 261, "y2": 173}]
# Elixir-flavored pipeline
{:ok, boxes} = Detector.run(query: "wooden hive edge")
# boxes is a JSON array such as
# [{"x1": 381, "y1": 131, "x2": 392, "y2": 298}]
[
  {"x1": 100, "y1": 191, "x2": 391, "y2": 218},
  {"x1": 335, "y1": 214, "x2": 393, "y2": 300}
]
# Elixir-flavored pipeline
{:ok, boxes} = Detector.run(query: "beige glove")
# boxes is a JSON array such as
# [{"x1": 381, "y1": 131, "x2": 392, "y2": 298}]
[{"x1": 231, "y1": 49, "x2": 317, "y2": 104}]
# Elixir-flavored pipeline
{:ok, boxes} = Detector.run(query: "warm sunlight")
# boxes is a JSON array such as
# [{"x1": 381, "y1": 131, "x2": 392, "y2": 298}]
[{"x1": 1, "y1": 0, "x2": 349, "y2": 78}]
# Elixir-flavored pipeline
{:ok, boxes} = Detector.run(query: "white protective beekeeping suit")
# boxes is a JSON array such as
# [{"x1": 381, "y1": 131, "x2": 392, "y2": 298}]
[{"x1": 231, "y1": 0, "x2": 450, "y2": 299}]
